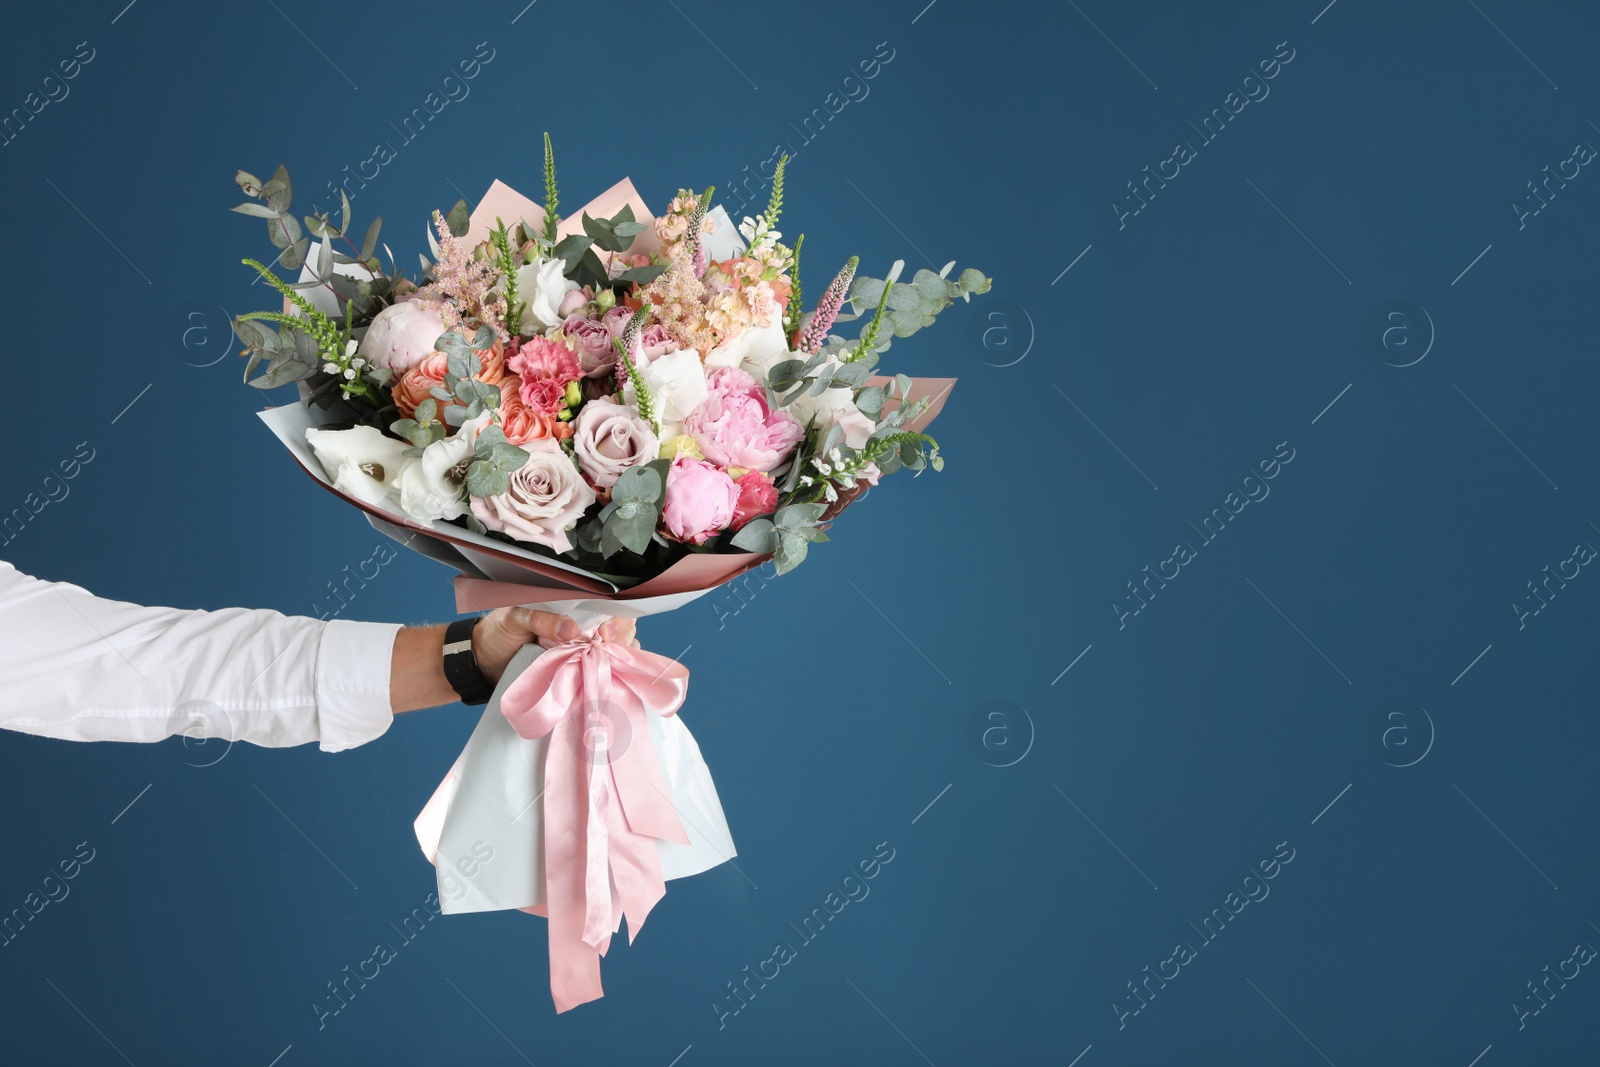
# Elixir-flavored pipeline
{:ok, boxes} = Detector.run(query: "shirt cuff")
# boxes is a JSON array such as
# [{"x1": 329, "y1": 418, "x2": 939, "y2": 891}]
[{"x1": 314, "y1": 620, "x2": 402, "y2": 752}]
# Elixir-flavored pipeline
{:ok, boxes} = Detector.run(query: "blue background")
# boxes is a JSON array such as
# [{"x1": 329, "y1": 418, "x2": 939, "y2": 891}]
[{"x1": 2, "y1": 0, "x2": 1598, "y2": 1063}]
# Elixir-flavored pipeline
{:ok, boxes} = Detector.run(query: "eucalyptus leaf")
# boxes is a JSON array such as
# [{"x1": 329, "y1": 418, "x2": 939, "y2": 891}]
[
  {"x1": 235, "y1": 170, "x2": 263, "y2": 197},
  {"x1": 280, "y1": 236, "x2": 310, "y2": 271},
  {"x1": 730, "y1": 518, "x2": 778, "y2": 553},
  {"x1": 360, "y1": 216, "x2": 383, "y2": 260},
  {"x1": 446, "y1": 199, "x2": 470, "y2": 237},
  {"x1": 232, "y1": 202, "x2": 279, "y2": 219}
]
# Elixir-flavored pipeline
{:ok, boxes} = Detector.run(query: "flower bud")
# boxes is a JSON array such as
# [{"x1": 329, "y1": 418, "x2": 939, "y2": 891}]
[
  {"x1": 594, "y1": 289, "x2": 617, "y2": 312},
  {"x1": 564, "y1": 380, "x2": 582, "y2": 407},
  {"x1": 658, "y1": 435, "x2": 703, "y2": 461},
  {"x1": 472, "y1": 240, "x2": 495, "y2": 263}
]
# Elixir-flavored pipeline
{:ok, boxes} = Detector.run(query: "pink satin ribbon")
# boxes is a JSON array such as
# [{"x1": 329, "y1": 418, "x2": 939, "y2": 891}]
[{"x1": 498, "y1": 631, "x2": 692, "y2": 1013}]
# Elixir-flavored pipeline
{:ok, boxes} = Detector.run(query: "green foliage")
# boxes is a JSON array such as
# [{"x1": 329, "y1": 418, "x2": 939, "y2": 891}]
[
  {"x1": 445, "y1": 199, "x2": 470, "y2": 238},
  {"x1": 466, "y1": 425, "x2": 529, "y2": 497},
  {"x1": 727, "y1": 501, "x2": 828, "y2": 573},
  {"x1": 597, "y1": 459, "x2": 669, "y2": 557},
  {"x1": 835, "y1": 263, "x2": 993, "y2": 358},
  {"x1": 784, "y1": 233, "x2": 805, "y2": 338},
  {"x1": 550, "y1": 203, "x2": 651, "y2": 290},
  {"x1": 492, "y1": 218, "x2": 521, "y2": 335},
  {"x1": 543, "y1": 132, "x2": 560, "y2": 248}
]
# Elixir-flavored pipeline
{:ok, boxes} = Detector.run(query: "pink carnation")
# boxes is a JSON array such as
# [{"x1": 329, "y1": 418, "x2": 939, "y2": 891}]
[
  {"x1": 684, "y1": 367, "x2": 804, "y2": 474},
  {"x1": 507, "y1": 336, "x2": 581, "y2": 414},
  {"x1": 730, "y1": 469, "x2": 778, "y2": 529},
  {"x1": 662, "y1": 455, "x2": 739, "y2": 545}
]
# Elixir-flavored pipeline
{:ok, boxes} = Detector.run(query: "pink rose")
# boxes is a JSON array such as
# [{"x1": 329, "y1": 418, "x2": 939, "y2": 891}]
[
  {"x1": 507, "y1": 336, "x2": 581, "y2": 415},
  {"x1": 601, "y1": 306, "x2": 634, "y2": 338},
  {"x1": 497, "y1": 377, "x2": 573, "y2": 445},
  {"x1": 571, "y1": 399, "x2": 658, "y2": 490},
  {"x1": 392, "y1": 344, "x2": 508, "y2": 420},
  {"x1": 357, "y1": 301, "x2": 448, "y2": 377},
  {"x1": 469, "y1": 439, "x2": 596, "y2": 554},
  {"x1": 557, "y1": 288, "x2": 590, "y2": 318},
  {"x1": 639, "y1": 324, "x2": 679, "y2": 361},
  {"x1": 662, "y1": 455, "x2": 739, "y2": 545},
  {"x1": 730, "y1": 469, "x2": 778, "y2": 529},
  {"x1": 561, "y1": 313, "x2": 618, "y2": 378},
  {"x1": 683, "y1": 367, "x2": 804, "y2": 473}
]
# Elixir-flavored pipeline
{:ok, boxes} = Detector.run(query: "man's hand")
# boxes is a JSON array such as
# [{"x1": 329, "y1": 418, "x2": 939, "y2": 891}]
[
  {"x1": 471, "y1": 609, "x2": 640, "y2": 685},
  {"x1": 390, "y1": 612, "x2": 641, "y2": 713}
]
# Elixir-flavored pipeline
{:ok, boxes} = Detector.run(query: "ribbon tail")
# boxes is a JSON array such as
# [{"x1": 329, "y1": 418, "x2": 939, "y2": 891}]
[{"x1": 604, "y1": 776, "x2": 669, "y2": 944}]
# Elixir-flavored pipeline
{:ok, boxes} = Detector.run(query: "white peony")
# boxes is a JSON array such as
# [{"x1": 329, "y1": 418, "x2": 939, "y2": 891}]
[
  {"x1": 305, "y1": 425, "x2": 413, "y2": 509},
  {"x1": 514, "y1": 256, "x2": 581, "y2": 336},
  {"x1": 356, "y1": 301, "x2": 449, "y2": 377},
  {"x1": 623, "y1": 348, "x2": 708, "y2": 441}
]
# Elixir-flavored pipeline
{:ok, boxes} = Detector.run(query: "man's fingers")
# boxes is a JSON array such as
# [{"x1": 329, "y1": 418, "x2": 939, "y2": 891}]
[
  {"x1": 599, "y1": 618, "x2": 637, "y2": 644},
  {"x1": 508, "y1": 607, "x2": 579, "y2": 643}
]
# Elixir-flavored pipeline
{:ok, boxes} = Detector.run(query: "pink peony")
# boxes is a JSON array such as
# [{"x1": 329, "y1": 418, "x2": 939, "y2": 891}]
[
  {"x1": 560, "y1": 313, "x2": 618, "y2": 378},
  {"x1": 662, "y1": 455, "x2": 739, "y2": 545},
  {"x1": 571, "y1": 399, "x2": 658, "y2": 490},
  {"x1": 507, "y1": 336, "x2": 581, "y2": 414},
  {"x1": 730, "y1": 469, "x2": 778, "y2": 529},
  {"x1": 469, "y1": 439, "x2": 596, "y2": 554},
  {"x1": 683, "y1": 367, "x2": 804, "y2": 473}
]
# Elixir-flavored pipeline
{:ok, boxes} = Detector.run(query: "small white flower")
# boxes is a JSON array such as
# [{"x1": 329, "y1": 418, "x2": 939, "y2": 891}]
[
  {"x1": 344, "y1": 340, "x2": 359, "y2": 357},
  {"x1": 823, "y1": 484, "x2": 838, "y2": 502},
  {"x1": 323, "y1": 362, "x2": 340, "y2": 374},
  {"x1": 343, "y1": 368, "x2": 357, "y2": 380}
]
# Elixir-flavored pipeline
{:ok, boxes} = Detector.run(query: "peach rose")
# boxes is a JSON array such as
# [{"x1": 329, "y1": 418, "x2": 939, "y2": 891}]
[
  {"x1": 392, "y1": 343, "x2": 508, "y2": 420},
  {"x1": 497, "y1": 376, "x2": 574, "y2": 445}
]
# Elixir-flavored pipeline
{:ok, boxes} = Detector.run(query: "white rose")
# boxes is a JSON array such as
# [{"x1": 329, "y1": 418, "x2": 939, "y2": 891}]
[
  {"x1": 623, "y1": 348, "x2": 708, "y2": 435},
  {"x1": 515, "y1": 256, "x2": 581, "y2": 336},
  {"x1": 705, "y1": 320, "x2": 788, "y2": 380},
  {"x1": 357, "y1": 301, "x2": 448, "y2": 377},
  {"x1": 305, "y1": 425, "x2": 413, "y2": 508},
  {"x1": 788, "y1": 383, "x2": 874, "y2": 449}
]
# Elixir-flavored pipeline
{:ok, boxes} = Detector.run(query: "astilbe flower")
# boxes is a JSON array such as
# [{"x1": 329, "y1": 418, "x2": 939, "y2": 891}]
[
  {"x1": 798, "y1": 256, "x2": 858, "y2": 354},
  {"x1": 639, "y1": 243, "x2": 718, "y2": 355},
  {"x1": 416, "y1": 211, "x2": 509, "y2": 340}
]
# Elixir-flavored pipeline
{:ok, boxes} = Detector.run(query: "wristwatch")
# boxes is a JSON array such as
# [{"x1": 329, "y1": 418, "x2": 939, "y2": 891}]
[{"x1": 442, "y1": 617, "x2": 494, "y2": 706}]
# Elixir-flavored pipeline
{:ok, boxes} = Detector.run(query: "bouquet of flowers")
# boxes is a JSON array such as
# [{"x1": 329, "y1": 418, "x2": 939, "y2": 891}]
[{"x1": 233, "y1": 137, "x2": 987, "y2": 1011}]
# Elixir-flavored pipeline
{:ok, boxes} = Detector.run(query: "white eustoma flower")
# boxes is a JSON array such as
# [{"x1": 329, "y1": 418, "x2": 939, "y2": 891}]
[
  {"x1": 394, "y1": 413, "x2": 496, "y2": 522},
  {"x1": 624, "y1": 349, "x2": 708, "y2": 440},
  {"x1": 514, "y1": 256, "x2": 581, "y2": 335},
  {"x1": 786, "y1": 376, "x2": 875, "y2": 450},
  {"x1": 705, "y1": 320, "x2": 788, "y2": 380},
  {"x1": 305, "y1": 425, "x2": 413, "y2": 509}
]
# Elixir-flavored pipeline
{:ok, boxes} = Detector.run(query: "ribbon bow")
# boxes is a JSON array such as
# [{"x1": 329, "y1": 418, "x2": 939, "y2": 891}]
[{"x1": 498, "y1": 631, "x2": 692, "y2": 1013}]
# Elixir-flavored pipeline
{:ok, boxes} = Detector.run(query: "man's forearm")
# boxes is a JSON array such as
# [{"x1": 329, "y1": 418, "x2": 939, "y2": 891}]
[{"x1": 390, "y1": 624, "x2": 458, "y2": 713}]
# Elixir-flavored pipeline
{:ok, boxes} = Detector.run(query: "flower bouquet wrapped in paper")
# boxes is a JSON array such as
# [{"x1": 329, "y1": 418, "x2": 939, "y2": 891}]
[{"x1": 231, "y1": 138, "x2": 987, "y2": 1011}]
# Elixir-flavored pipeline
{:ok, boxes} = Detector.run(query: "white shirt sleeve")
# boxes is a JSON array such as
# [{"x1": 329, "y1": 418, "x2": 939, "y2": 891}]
[{"x1": 0, "y1": 561, "x2": 400, "y2": 752}]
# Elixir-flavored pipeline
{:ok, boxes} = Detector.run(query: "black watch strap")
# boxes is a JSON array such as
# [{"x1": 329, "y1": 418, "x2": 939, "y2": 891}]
[{"x1": 442, "y1": 617, "x2": 494, "y2": 706}]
